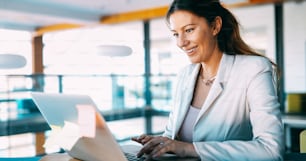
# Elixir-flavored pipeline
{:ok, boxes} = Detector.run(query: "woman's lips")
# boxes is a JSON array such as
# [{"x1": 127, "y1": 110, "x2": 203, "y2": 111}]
[{"x1": 184, "y1": 47, "x2": 196, "y2": 56}]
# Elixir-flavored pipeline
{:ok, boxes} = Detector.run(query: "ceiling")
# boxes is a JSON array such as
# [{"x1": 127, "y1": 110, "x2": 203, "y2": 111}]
[
  {"x1": 0, "y1": 0, "x2": 173, "y2": 33},
  {"x1": 0, "y1": 0, "x2": 271, "y2": 34}
]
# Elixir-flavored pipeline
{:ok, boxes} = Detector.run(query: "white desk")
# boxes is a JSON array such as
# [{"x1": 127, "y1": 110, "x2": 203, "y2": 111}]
[{"x1": 282, "y1": 114, "x2": 306, "y2": 152}]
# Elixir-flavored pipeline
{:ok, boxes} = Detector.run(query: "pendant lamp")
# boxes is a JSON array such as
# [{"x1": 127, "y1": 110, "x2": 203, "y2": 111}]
[
  {"x1": 96, "y1": 45, "x2": 132, "y2": 57},
  {"x1": 0, "y1": 54, "x2": 27, "y2": 69}
]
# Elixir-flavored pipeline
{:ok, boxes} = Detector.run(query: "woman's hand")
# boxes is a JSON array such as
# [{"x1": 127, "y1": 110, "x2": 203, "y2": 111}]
[
  {"x1": 131, "y1": 134, "x2": 154, "y2": 145},
  {"x1": 131, "y1": 135, "x2": 198, "y2": 158}
]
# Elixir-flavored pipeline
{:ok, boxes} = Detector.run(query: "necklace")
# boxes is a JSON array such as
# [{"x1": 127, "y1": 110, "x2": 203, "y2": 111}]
[
  {"x1": 200, "y1": 74, "x2": 216, "y2": 86},
  {"x1": 199, "y1": 66, "x2": 216, "y2": 86}
]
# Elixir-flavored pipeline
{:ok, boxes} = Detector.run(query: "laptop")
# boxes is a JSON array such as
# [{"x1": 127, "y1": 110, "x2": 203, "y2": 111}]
[{"x1": 31, "y1": 92, "x2": 199, "y2": 161}]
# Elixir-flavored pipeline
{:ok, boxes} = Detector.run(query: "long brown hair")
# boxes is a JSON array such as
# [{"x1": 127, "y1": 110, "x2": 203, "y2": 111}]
[{"x1": 166, "y1": 0, "x2": 279, "y2": 77}]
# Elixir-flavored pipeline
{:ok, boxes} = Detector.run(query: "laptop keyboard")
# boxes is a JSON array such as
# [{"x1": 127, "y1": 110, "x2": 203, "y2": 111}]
[{"x1": 124, "y1": 152, "x2": 146, "y2": 161}]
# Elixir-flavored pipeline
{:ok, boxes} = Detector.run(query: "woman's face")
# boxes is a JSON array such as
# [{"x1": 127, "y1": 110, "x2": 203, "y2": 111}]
[{"x1": 168, "y1": 10, "x2": 220, "y2": 63}]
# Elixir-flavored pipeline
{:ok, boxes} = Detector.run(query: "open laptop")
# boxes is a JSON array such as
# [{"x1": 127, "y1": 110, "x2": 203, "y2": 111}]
[{"x1": 31, "y1": 92, "x2": 199, "y2": 161}]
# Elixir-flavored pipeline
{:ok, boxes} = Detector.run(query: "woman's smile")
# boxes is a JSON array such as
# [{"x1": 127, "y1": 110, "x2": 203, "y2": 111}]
[{"x1": 183, "y1": 46, "x2": 197, "y2": 56}]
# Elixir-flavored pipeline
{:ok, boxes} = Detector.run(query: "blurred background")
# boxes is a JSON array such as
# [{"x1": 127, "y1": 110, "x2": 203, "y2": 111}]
[{"x1": 0, "y1": 0, "x2": 306, "y2": 158}]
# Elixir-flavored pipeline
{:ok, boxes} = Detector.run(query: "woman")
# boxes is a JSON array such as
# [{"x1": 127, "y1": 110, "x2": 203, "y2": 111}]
[{"x1": 132, "y1": 0, "x2": 284, "y2": 160}]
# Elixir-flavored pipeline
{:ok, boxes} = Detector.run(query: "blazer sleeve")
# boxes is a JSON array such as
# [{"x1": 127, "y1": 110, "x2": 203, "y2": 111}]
[
  {"x1": 193, "y1": 58, "x2": 284, "y2": 161},
  {"x1": 162, "y1": 65, "x2": 191, "y2": 139}
]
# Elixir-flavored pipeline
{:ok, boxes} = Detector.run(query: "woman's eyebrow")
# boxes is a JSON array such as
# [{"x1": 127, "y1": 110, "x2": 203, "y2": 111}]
[{"x1": 170, "y1": 24, "x2": 196, "y2": 32}]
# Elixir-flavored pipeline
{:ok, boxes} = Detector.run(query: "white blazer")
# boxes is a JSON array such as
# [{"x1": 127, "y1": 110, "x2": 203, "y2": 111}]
[{"x1": 163, "y1": 54, "x2": 284, "y2": 161}]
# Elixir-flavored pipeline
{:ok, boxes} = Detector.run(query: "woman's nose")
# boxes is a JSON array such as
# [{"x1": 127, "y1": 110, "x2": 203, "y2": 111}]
[{"x1": 177, "y1": 36, "x2": 188, "y2": 48}]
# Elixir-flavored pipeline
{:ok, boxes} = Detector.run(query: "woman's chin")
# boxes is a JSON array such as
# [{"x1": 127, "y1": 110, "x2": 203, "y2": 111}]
[{"x1": 188, "y1": 58, "x2": 201, "y2": 64}]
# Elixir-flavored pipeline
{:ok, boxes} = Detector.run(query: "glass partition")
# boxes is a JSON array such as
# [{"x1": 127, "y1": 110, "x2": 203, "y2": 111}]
[
  {"x1": 43, "y1": 22, "x2": 144, "y2": 75},
  {"x1": 284, "y1": 1, "x2": 306, "y2": 93},
  {"x1": 231, "y1": 4, "x2": 276, "y2": 61},
  {"x1": 0, "y1": 29, "x2": 32, "y2": 75},
  {"x1": 283, "y1": 1, "x2": 306, "y2": 152}
]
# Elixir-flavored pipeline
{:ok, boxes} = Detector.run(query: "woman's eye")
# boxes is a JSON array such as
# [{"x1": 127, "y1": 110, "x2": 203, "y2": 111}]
[
  {"x1": 173, "y1": 33, "x2": 179, "y2": 37},
  {"x1": 185, "y1": 28, "x2": 194, "y2": 33}
]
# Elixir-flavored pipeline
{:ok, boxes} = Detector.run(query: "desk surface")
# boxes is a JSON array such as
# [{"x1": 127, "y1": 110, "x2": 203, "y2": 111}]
[
  {"x1": 284, "y1": 152, "x2": 306, "y2": 161},
  {"x1": 0, "y1": 157, "x2": 41, "y2": 161},
  {"x1": 0, "y1": 108, "x2": 146, "y2": 136},
  {"x1": 282, "y1": 114, "x2": 306, "y2": 128},
  {"x1": 0, "y1": 108, "x2": 149, "y2": 156},
  {"x1": 0, "y1": 153, "x2": 304, "y2": 161},
  {"x1": 0, "y1": 113, "x2": 50, "y2": 136}
]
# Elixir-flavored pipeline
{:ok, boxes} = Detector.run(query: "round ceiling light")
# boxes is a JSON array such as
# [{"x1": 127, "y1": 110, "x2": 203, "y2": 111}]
[
  {"x1": 96, "y1": 45, "x2": 132, "y2": 57},
  {"x1": 0, "y1": 54, "x2": 27, "y2": 69}
]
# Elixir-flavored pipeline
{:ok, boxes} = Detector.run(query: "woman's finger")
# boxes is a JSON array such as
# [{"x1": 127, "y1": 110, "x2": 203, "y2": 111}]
[
  {"x1": 137, "y1": 138, "x2": 161, "y2": 157},
  {"x1": 131, "y1": 134, "x2": 151, "y2": 144},
  {"x1": 150, "y1": 139, "x2": 171, "y2": 158}
]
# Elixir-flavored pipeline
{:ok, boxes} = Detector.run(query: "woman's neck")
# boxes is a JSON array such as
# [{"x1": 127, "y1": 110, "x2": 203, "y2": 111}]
[{"x1": 200, "y1": 52, "x2": 222, "y2": 78}]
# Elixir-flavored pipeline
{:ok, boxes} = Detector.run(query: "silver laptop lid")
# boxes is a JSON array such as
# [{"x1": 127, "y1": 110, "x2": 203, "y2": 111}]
[{"x1": 31, "y1": 92, "x2": 97, "y2": 128}]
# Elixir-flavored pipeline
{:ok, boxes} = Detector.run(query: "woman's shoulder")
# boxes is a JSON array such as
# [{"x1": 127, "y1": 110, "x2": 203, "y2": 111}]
[
  {"x1": 234, "y1": 54, "x2": 272, "y2": 69},
  {"x1": 228, "y1": 54, "x2": 275, "y2": 83}
]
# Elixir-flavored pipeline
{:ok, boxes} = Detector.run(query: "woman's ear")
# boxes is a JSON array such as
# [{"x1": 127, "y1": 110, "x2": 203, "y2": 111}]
[{"x1": 212, "y1": 16, "x2": 222, "y2": 36}]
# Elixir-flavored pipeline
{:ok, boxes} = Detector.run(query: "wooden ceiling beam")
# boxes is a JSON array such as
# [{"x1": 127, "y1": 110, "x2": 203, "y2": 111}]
[
  {"x1": 34, "y1": 23, "x2": 83, "y2": 36},
  {"x1": 225, "y1": 0, "x2": 285, "y2": 8}
]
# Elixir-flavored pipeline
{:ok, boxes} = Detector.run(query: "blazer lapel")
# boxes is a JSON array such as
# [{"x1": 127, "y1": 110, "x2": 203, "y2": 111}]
[
  {"x1": 195, "y1": 54, "x2": 235, "y2": 124},
  {"x1": 173, "y1": 64, "x2": 201, "y2": 136}
]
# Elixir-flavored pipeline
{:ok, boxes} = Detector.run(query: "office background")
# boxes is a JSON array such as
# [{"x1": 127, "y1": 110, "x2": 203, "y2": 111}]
[{"x1": 0, "y1": 0, "x2": 306, "y2": 158}]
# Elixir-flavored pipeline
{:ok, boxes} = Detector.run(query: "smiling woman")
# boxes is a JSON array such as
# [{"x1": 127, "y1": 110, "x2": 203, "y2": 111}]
[{"x1": 132, "y1": 0, "x2": 284, "y2": 160}]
